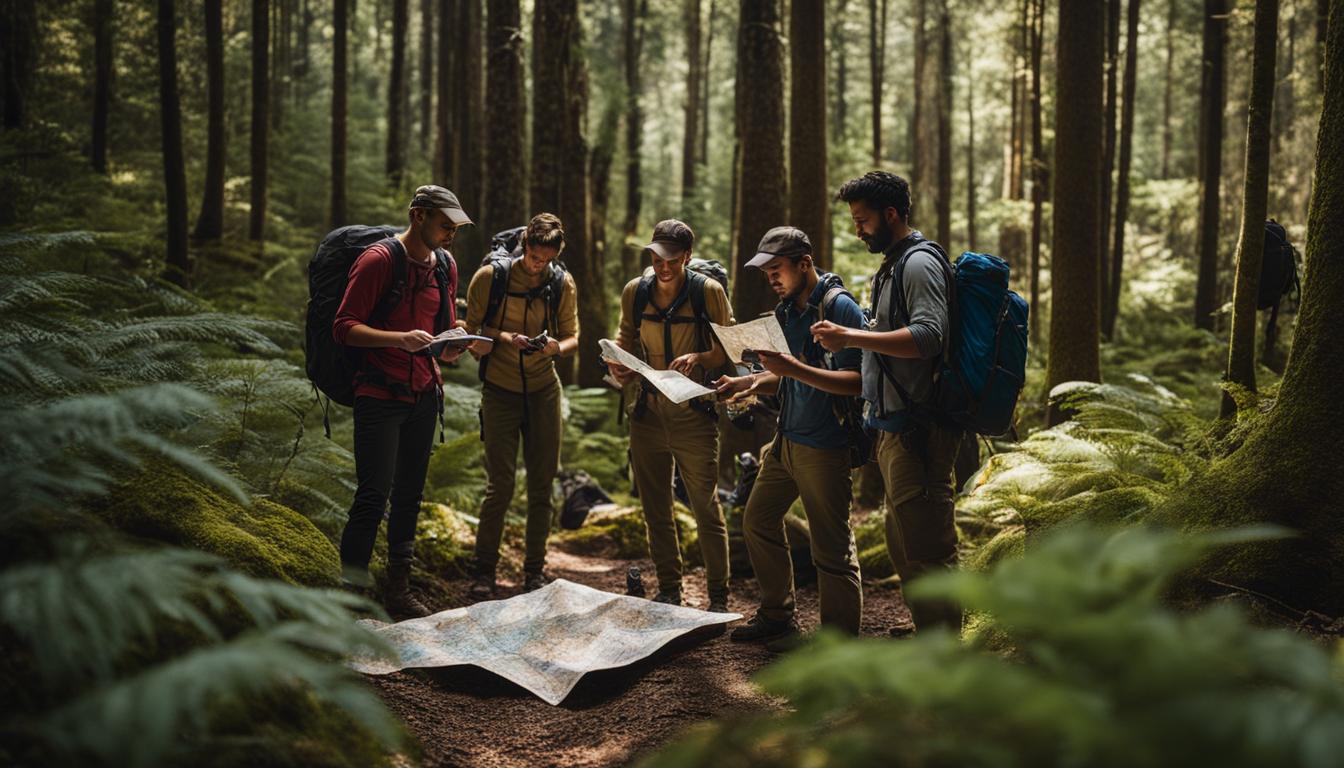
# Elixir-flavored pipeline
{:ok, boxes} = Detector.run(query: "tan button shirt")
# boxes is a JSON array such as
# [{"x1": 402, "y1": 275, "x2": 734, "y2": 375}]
[
  {"x1": 616, "y1": 271, "x2": 732, "y2": 381},
  {"x1": 465, "y1": 262, "x2": 579, "y2": 394}
]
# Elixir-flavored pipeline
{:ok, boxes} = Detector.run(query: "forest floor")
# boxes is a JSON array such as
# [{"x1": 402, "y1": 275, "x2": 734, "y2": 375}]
[{"x1": 370, "y1": 537, "x2": 913, "y2": 768}]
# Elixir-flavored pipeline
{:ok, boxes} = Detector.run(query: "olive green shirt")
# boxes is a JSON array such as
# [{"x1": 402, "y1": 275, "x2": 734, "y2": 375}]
[{"x1": 465, "y1": 262, "x2": 579, "y2": 394}]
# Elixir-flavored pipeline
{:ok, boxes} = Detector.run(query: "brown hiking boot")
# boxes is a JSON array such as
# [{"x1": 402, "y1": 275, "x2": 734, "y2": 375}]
[
  {"x1": 652, "y1": 587, "x2": 682, "y2": 606},
  {"x1": 523, "y1": 571, "x2": 550, "y2": 592},
  {"x1": 469, "y1": 567, "x2": 497, "y2": 600},
  {"x1": 707, "y1": 586, "x2": 730, "y2": 613},
  {"x1": 730, "y1": 612, "x2": 798, "y2": 643},
  {"x1": 384, "y1": 561, "x2": 431, "y2": 620}
]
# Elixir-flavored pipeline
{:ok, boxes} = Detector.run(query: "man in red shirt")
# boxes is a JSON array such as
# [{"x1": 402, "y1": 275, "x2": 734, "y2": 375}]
[{"x1": 333, "y1": 185, "x2": 477, "y2": 618}]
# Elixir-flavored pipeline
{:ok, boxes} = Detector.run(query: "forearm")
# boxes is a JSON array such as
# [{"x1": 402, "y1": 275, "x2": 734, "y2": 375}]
[
  {"x1": 788, "y1": 366, "x2": 862, "y2": 396},
  {"x1": 838, "y1": 327, "x2": 924, "y2": 358},
  {"x1": 747, "y1": 371, "x2": 781, "y2": 395},
  {"x1": 554, "y1": 334, "x2": 579, "y2": 357},
  {"x1": 343, "y1": 324, "x2": 406, "y2": 349}
]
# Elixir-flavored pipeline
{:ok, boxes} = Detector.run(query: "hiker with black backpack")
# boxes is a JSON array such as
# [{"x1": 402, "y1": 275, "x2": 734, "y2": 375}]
[
  {"x1": 714, "y1": 226, "x2": 868, "y2": 651},
  {"x1": 463, "y1": 213, "x2": 579, "y2": 598},
  {"x1": 813, "y1": 171, "x2": 964, "y2": 634},
  {"x1": 328, "y1": 185, "x2": 474, "y2": 619},
  {"x1": 607, "y1": 219, "x2": 734, "y2": 611}
]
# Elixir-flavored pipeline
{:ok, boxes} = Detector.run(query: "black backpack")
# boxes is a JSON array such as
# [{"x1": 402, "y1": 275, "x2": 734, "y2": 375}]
[
  {"x1": 477, "y1": 226, "x2": 568, "y2": 382},
  {"x1": 304, "y1": 225, "x2": 457, "y2": 422},
  {"x1": 1258, "y1": 220, "x2": 1301, "y2": 311}
]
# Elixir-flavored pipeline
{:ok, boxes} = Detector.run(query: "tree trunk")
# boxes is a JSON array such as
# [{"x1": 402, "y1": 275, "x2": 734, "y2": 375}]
[
  {"x1": 622, "y1": 0, "x2": 647, "y2": 238},
  {"x1": 966, "y1": 42, "x2": 977, "y2": 252},
  {"x1": 419, "y1": 0, "x2": 433, "y2": 155},
  {"x1": 1028, "y1": 0, "x2": 1045, "y2": 343},
  {"x1": 270, "y1": 0, "x2": 287, "y2": 131},
  {"x1": 386, "y1": 0, "x2": 408, "y2": 188},
  {"x1": 194, "y1": 0, "x2": 226, "y2": 242},
  {"x1": 249, "y1": 0, "x2": 270, "y2": 243},
  {"x1": 1099, "y1": 0, "x2": 1120, "y2": 328},
  {"x1": 1160, "y1": 0, "x2": 1344, "y2": 615},
  {"x1": 453, "y1": 0, "x2": 484, "y2": 274},
  {"x1": 1, "y1": 0, "x2": 37, "y2": 129},
  {"x1": 1221, "y1": 0, "x2": 1280, "y2": 418},
  {"x1": 833, "y1": 0, "x2": 850, "y2": 143},
  {"x1": 1319, "y1": 0, "x2": 1329, "y2": 95},
  {"x1": 1193, "y1": 0, "x2": 1229, "y2": 331},
  {"x1": 1006, "y1": 0, "x2": 1027, "y2": 200},
  {"x1": 531, "y1": 0, "x2": 604, "y2": 386},
  {"x1": 701, "y1": 0, "x2": 715, "y2": 165},
  {"x1": 910, "y1": 0, "x2": 927, "y2": 220},
  {"x1": 1105, "y1": 0, "x2": 1142, "y2": 340},
  {"x1": 298, "y1": 0, "x2": 312, "y2": 102},
  {"x1": 1162, "y1": 0, "x2": 1176, "y2": 178},
  {"x1": 91, "y1": 0, "x2": 114, "y2": 173},
  {"x1": 434, "y1": 0, "x2": 455, "y2": 184},
  {"x1": 869, "y1": 0, "x2": 886, "y2": 165},
  {"x1": 683, "y1": 0, "x2": 701, "y2": 209},
  {"x1": 1045, "y1": 0, "x2": 1104, "y2": 424},
  {"x1": 332, "y1": 0, "x2": 349, "y2": 226},
  {"x1": 157, "y1": 0, "x2": 191, "y2": 287},
  {"x1": 483, "y1": 0, "x2": 525, "y2": 239},
  {"x1": 935, "y1": 3, "x2": 952, "y2": 248},
  {"x1": 791, "y1": 0, "x2": 831, "y2": 269},
  {"x1": 733, "y1": 0, "x2": 788, "y2": 321}
]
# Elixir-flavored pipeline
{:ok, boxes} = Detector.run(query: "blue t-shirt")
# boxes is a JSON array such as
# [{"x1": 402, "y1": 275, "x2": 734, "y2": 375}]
[{"x1": 776, "y1": 277, "x2": 866, "y2": 450}]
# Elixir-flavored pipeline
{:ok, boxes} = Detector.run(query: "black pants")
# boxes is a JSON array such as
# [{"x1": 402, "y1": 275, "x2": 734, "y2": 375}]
[{"x1": 340, "y1": 392, "x2": 438, "y2": 569}]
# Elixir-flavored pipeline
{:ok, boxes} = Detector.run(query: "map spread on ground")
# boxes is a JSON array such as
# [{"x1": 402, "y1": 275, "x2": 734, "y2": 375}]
[
  {"x1": 597, "y1": 338, "x2": 716, "y2": 404},
  {"x1": 348, "y1": 579, "x2": 742, "y2": 705},
  {"x1": 710, "y1": 315, "x2": 791, "y2": 366}
]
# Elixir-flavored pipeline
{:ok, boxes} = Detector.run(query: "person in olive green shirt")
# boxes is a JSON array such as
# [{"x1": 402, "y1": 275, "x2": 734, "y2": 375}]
[
  {"x1": 606, "y1": 219, "x2": 733, "y2": 611},
  {"x1": 464, "y1": 213, "x2": 579, "y2": 596}
]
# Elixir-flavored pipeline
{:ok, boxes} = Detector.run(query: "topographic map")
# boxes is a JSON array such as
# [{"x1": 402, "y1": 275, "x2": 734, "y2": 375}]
[{"x1": 349, "y1": 579, "x2": 741, "y2": 705}]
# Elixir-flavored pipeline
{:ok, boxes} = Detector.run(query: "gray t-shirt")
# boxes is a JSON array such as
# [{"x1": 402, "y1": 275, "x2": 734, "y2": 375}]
[{"x1": 861, "y1": 231, "x2": 951, "y2": 432}]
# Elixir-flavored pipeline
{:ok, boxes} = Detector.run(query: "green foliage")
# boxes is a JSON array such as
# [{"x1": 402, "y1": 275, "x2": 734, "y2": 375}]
[
  {"x1": 646, "y1": 525, "x2": 1344, "y2": 768},
  {"x1": 0, "y1": 544, "x2": 402, "y2": 767}
]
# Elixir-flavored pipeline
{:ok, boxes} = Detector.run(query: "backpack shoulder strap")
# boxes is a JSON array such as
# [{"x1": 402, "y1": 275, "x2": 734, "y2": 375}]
[
  {"x1": 686, "y1": 271, "x2": 715, "y2": 351},
  {"x1": 433, "y1": 249, "x2": 457, "y2": 333},
  {"x1": 891, "y1": 241, "x2": 953, "y2": 331},
  {"x1": 483, "y1": 256, "x2": 512, "y2": 328},
  {"x1": 369, "y1": 237, "x2": 408, "y2": 327},
  {"x1": 632, "y1": 273, "x2": 656, "y2": 335}
]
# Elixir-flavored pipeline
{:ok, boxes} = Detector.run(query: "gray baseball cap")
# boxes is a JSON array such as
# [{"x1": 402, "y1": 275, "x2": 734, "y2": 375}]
[
  {"x1": 746, "y1": 226, "x2": 812, "y2": 268},
  {"x1": 410, "y1": 185, "x2": 473, "y2": 226},
  {"x1": 643, "y1": 219, "x2": 695, "y2": 260}
]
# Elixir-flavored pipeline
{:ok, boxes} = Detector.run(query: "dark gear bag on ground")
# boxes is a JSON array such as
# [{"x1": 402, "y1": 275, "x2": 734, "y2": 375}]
[
  {"x1": 793, "y1": 273, "x2": 874, "y2": 468},
  {"x1": 1258, "y1": 219, "x2": 1303, "y2": 357},
  {"x1": 305, "y1": 224, "x2": 458, "y2": 435},
  {"x1": 876, "y1": 245, "x2": 1029, "y2": 439},
  {"x1": 555, "y1": 469, "x2": 614, "y2": 530},
  {"x1": 627, "y1": 258, "x2": 731, "y2": 422}
]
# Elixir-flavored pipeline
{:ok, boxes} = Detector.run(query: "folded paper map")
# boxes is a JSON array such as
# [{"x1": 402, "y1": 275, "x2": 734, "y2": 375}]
[
  {"x1": 418, "y1": 327, "x2": 493, "y2": 357},
  {"x1": 598, "y1": 338, "x2": 715, "y2": 404},
  {"x1": 709, "y1": 315, "x2": 791, "y2": 366},
  {"x1": 349, "y1": 579, "x2": 740, "y2": 705}
]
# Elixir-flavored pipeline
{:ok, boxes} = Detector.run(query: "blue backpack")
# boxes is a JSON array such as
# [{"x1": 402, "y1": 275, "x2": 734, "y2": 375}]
[{"x1": 883, "y1": 246, "x2": 1029, "y2": 438}]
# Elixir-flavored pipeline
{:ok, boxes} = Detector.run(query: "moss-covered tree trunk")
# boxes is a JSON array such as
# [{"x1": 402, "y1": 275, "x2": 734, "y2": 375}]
[
  {"x1": 1193, "y1": 0, "x2": 1228, "y2": 331},
  {"x1": 1044, "y1": 0, "x2": 1104, "y2": 424},
  {"x1": 733, "y1": 0, "x2": 788, "y2": 322},
  {"x1": 331, "y1": 0, "x2": 348, "y2": 227},
  {"x1": 158, "y1": 0, "x2": 191, "y2": 287},
  {"x1": 790, "y1": 0, "x2": 831, "y2": 269},
  {"x1": 1221, "y1": 0, "x2": 1279, "y2": 418},
  {"x1": 1163, "y1": 0, "x2": 1344, "y2": 614},
  {"x1": 483, "y1": 0, "x2": 525, "y2": 239}
]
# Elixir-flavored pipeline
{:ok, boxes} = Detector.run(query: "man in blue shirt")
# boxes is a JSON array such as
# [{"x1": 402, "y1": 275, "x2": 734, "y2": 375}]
[{"x1": 714, "y1": 227, "x2": 867, "y2": 649}]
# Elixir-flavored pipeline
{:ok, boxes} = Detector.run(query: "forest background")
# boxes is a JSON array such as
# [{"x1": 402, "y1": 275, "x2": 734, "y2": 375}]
[{"x1": 2, "y1": 0, "x2": 1343, "y2": 766}]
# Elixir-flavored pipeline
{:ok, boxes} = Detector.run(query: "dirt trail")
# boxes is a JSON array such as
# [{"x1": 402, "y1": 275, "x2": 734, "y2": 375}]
[{"x1": 372, "y1": 547, "x2": 911, "y2": 767}]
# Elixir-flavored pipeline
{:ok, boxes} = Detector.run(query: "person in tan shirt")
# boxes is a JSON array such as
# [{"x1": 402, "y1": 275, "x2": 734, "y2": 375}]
[
  {"x1": 463, "y1": 213, "x2": 579, "y2": 597},
  {"x1": 606, "y1": 219, "x2": 733, "y2": 611}
]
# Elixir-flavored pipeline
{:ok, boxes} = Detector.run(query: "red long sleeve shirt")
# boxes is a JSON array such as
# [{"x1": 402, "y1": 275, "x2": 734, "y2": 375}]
[{"x1": 332, "y1": 241, "x2": 450, "y2": 403}]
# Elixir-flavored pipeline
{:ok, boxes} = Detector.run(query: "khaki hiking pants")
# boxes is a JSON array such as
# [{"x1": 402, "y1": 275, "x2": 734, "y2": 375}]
[
  {"x1": 474, "y1": 382, "x2": 561, "y2": 575},
  {"x1": 744, "y1": 436, "x2": 862, "y2": 634},
  {"x1": 875, "y1": 424, "x2": 963, "y2": 631},
  {"x1": 629, "y1": 393, "x2": 729, "y2": 592}
]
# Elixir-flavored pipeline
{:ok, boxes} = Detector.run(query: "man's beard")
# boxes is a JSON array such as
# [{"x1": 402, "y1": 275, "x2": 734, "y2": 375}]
[{"x1": 861, "y1": 218, "x2": 895, "y2": 254}]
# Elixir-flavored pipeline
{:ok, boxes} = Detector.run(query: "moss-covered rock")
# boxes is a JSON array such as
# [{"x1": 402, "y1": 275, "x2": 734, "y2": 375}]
[
  {"x1": 966, "y1": 525, "x2": 1026, "y2": 573},
  {"x1": 1022, "y1": 486, "x2": 1164, "y2": 531},
  {"x1": 552, "y1": 503, "x2": 704, "y2": 566},
  {"x1": 92, "y1": 462, "x2": 339, "y2": 587},
  {"x1": 413, "y1": 502, "x2": 475, "y2": 579}
]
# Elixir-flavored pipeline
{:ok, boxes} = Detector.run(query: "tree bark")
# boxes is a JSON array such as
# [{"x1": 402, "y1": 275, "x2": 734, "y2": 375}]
[
  {"x1": 1162, "y1": 0, "x2": 1176, "y2": 178},
  {"x1": 157, "y1": 0, "x2": 191, "y2": 287},
  {"x1": 532, "y1": 0, "x2": 605, "y2": 386},
  {"x1": 453, "y1": 0, "x2": 484, "y2": 274},
  {"x1": 419, "y1": 0, "x2": 433, "y2": 155},
  {"x1": 1221, "y1": 0, "x2": 1280, "y2": 417},
  {"x1": 1319, "y1": 0, "x2": 1329, "y2": 95},
  {"x1": 966, "y1": 40, "x2": 977, "y2": 252},
  {"x1": 249, "y1": 0, "x2": 270, "y2": 243},
  {"x1": 332, "y1": 0, "x2": 349, "y2": 226},
  {"x1": 701, "y1": 0, "x2": 715, "y2": 165},
  {"x1": 1099, "y1": 0, "x2": 1120, "y2": 327},
  {"x1": 1045, "y1": 0, "x2": 1104, "y2": 424},
  {"x1": 434, "y1": 0, "x2": 455, "y2": 184},
  {"x1": 733, "y1": 0, "x2": 788, "y2": 321},
  {"x1": 1160, "y1": 0, "x2": 1344, "y2": 615},
  {"x1": 194, "y1": 0, "x2": 226, "y2": 242},
  {"x1": 869, "y1": 0, "x2": 886, "y2": 165},
  {"x1": 935, "y1": 3, "x2": 952, "y2": 247},
  {"x1": 1105, "y1": 0, "x2": 1142, "y2": 340},
  {"x1": 683, "y1": 0, "x2": 701, "y2": 208},
  {"x1": 483, "y1": 0, "x2": 525, "y2": 239},
  {"x1": 1193, "y1": 0, "x2": 1229, "y2": 331},
  {"x1": 791, "y1": 0, "x2": 831, "y2": 269},
  {"x1": 387, "y1": 0, "x2": 409, "y2": 188},
  {"x1": 833, "y1": 0, "x2": 850, "y2": 143},
  {"x1": 622, "y1": 0, "x2": 647, "y2": 238},
  {"x1": 1028, "y1": 0, "x2": 1045, "y2": 343},
  {"x1": 91, "y1": 0, "x2": 114, "y2": 173},
  {"x1": 1, "y1": 0, "x2": 37, "y2": 129},
  {"x1": 910, "y1": 0, "x2": 927, "y2": 220}
]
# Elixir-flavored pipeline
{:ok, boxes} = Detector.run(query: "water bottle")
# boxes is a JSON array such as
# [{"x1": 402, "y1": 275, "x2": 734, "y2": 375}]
[{"x1": 626, "y1": 566, "x2": 645, "y2": 597}]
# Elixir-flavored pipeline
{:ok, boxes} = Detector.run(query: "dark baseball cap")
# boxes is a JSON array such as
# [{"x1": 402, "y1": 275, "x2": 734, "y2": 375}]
[
  {"x1": 643, "y1": 219, "x2": 695, "y2": 260},
  {"x1": 746, "y1": 226, "x2": 812, "y2": 268},
  {"x1": 410, "y1": 185, "x2": 473, "y2": 226}
]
